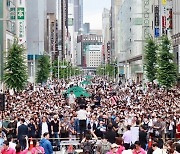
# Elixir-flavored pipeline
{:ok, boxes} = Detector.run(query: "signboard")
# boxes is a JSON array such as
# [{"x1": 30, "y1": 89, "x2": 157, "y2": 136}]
[
  {"x1": 143, "y1": 0, "x2": 151, "y2": 39},
  {"x1": 19, "y1": 21, "x2": 24, "y2": 38},
  {"x1": 162, "y1": 0, "x2": 167, "y2": 5},
  {"x1": 162, "y1": 16, "x2": 166, "y2": 34},
  {"x1": 68, "y1": 18, "x2": 73, "y2": 26},
  {"x1": 17, "y1": 7, "x2": 25, "y2": 20},
  {"x1": 155, "y1": 28, "x2": 160, "y2": 37},
  {"x1": 10, "y1": 8, "x2": 16, "y2": 20},
  {"x1": 154, "y1": 6, "x2": 159, "y2": 26}
]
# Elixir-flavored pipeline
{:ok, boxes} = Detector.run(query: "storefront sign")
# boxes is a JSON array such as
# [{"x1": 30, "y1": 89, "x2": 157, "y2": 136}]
[
  {"x1": 143, "y1": 0, "x2": 151, "y2": 39},
  {"x1": 10, "y1": 8, "x2": 16, "y2": 20},
  {"x1": 17, "y1": 7, "x2": 24, "y2": 20},
  {"x1": 154, "y1": 6, "x2": 159, "y2": 26},
  {"x1": 19, "y1": 21, "x2": 24, "y2": 38}
]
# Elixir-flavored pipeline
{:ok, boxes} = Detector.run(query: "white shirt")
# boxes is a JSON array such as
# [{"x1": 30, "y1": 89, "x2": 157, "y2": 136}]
[
  {"x1": 122, "y1": 150, "x2": 133, "y2": 154},
  {"x1": 69, "y1": 94, "x2": 76, "y2": 103},
  {"x1": 42, "y1": 122, "x2": 49, "y2": 135},
  {"x1": 153, "y1": 148, "x2": 164, "y2": 154},
  {"x1": 77, "y1": 109, "x2": 87, "y2": 120},
  {"x1": 9, "y1": 142, "x2": 16, "y2": 149},
  {"x1": 122, "y1": 130, "x2": 132, "y2": 144}
]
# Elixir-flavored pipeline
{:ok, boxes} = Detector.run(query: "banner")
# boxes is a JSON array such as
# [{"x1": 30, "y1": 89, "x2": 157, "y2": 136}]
[
  {"x1": 19, "y1": 21, "x2": 24, "y2": 38},
  {"x1": 154, "y1": 6, "x2": 159, "y2": 26},
  {"x1": 162, "y1": 0, "x2": 167, "y2": 5}
]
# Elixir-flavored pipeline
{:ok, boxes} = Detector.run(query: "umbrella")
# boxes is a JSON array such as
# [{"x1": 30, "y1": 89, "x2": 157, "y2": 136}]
[
  {"x1": 81, "y1": 80, "x2": 91, "y2": 85},
  {"x1": 85, "y1": 75, "x2": 92, "y2": 80},
  {"x1": 66, "y1": 86, "x2": 91, "y2": 97}
]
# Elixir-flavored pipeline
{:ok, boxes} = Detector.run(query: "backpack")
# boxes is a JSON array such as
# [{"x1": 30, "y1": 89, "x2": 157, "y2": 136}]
[
  {"x1": 82, "y1": 141, "x2": 94, "y2": 154},
  {"x1": 100, "y1": 142, "x2": 111, "y2": 154}
]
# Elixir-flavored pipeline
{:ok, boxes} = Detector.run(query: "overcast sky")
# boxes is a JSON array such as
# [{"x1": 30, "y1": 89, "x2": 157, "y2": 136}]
[{"x1": 83, "y1": 0, "x2": 111, "y2": 30}]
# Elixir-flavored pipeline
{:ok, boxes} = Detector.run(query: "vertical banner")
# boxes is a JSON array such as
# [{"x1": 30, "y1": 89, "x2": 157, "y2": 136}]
[
  {"x1": 162, "y1": 16, "x2": 166, "y2": 34},
  {"x1": 19, "y1": 21, "x2": 24, "y2": 38},
  {"x1": 154, "y1": 6, "x2": 159, "y2": 27}
]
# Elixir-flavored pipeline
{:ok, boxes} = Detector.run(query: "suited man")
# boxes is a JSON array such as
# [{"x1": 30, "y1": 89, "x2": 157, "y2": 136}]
[{"x1": 17, "y1": 118, "x2": 28, "y2": 150}]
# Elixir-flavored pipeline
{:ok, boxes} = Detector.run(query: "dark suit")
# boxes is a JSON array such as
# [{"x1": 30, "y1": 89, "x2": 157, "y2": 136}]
[{"x1": 18, "y1": 124, "x2": 28, "y2": 150}]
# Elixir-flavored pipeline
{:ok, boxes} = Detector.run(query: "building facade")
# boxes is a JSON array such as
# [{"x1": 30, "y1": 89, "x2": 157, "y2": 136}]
[
  {"x1": 172, "y1": 0, "x2": 180, "y2": 74},
  {"x1": 0, "y1": 0, "x2": 27, "y2": 90},
  {"x1": 86, "y1": 45, "x2": 102, "y2": 68},
  {"x1": 74, "y1": 0, "x2": 83, "y2": 32},
  {"x1": 77, "y1": 34, "x2": 103, "y2": 67}
]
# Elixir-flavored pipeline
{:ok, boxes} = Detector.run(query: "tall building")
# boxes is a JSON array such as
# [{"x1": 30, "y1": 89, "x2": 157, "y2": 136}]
[
  {"x1": 172, "y1": 0, "x2": 180, "y2": 74},
  {"x1": 26, "y1": 0, "x2": 47, "y2": 82},
  {"x1": 77, "y1": 34, "x2": 103, "y2": 68},
  {"x1": 0, "y1": 0, "x2": 27, "y2": 90},
  {"x1": 83, "y1": 23, "x2": 90, "y2": 34},
  {"x1": 102, "y1": 8, "x2": 110, "y2": 64},
  {"x1": 86, "y1": 45, "x2": 102, "y2": 68},
  {"x1": 74, "y1": 0, "x2": 83, "y2": 32},
  {"x1": 110, "y1": 0, "x2": 122, "y2": 62}
]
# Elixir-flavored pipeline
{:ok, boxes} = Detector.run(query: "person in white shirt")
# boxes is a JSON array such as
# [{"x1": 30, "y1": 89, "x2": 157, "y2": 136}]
[
  {"x1": 68, "y1": 91, "x2": 76, "y2": 108},
  {"x1": 77, "y1": 105, "x2": 88, "y2": 141},
  {"x1": 122, "y1": 125, "x2": 132, "y2": 150},
  {"x1": 152, "y1": 142, "x2": 165, "y2": 154},
  {"x1": 41, "y1": 116, "x2": 49, "y2": 137},
  {"x1": 7, "y1": 135, "x2": 16, "y2": 149}
]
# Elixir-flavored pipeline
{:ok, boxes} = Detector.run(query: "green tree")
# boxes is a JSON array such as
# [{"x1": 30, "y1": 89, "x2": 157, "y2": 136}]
[
  {"x1": 144, "y1": 36, "x2": 157, "y2": 82},
  {"x1": 4, "y1": 40, "x2": 28, "y2": 91},
  {"x1": 157, "y1": 36, "x2": 177, "y2": 89},
  {"x1": 36, "y1": 55, "x2": 50, "y2": 83}
]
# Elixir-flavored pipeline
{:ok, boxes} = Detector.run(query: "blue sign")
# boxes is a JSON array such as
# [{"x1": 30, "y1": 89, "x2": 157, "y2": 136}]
[{"x1": 155, "y1": 28, "x2": 160, "y2": 37}]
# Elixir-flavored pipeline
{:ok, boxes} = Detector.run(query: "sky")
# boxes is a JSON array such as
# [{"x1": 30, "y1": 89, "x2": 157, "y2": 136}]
[{"x1": 83, "y1": 0, "x2": 111, "y2": 30}]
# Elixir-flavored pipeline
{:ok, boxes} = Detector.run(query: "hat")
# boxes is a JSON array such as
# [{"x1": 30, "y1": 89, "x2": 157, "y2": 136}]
[{"x1": 111, "y1": 143, "x2": 118, "y2": 148}]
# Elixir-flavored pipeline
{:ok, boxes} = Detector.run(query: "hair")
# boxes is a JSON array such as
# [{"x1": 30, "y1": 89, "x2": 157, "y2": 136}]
[
  {"x1": 15, "y1": 144, "x2": 21, "y2": 152},
  {"x1": 116, "y1": 137, "x2": 123, "y2": 145},
  {"x1": 43, "y1": 132, "x2": 49, "y2": 137},
  {"x1": 107, "y1": 123, "x2": 113, "y2": 130},
  {"x1": 176, "y1": 144, "x2": 180, "y2": 153},
  {"x1": 21, "y1": 118, "x2": 25, "y2": 123},
  {"x1": 152, "y1": 142, "x2": 158, "y2": 147},
  {"x1": 85, "y1": 133, "x2": 91, "y2": 140},
  {"x1": 33, "y1": 139, "x2": 39, "y2": 147},
  {"x1": 7, "y1": 135, "x2": 13, "y2": 142},
  {"x1": 3, "y1": 140, "x2": 9, "y2": 146},
  {"x1": 134, "y1": 141, "x2": 141, "y2": 146},
  {"x1": 127, "y1": 125, "x2": 131, "y2": 130}
]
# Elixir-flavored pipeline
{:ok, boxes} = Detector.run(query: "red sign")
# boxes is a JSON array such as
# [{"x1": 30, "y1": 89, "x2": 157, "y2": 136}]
[{"x1": 162, "y1": 16, "x2": 166, "y2": 28}]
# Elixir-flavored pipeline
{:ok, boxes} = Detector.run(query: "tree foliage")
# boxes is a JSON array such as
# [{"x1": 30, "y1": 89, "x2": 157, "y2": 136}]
[
  {"x1": 144, "y1": 36, "x2": 157, "y2": 82},
  {"x1": 52, "y1": 60, "x2": 80, "y2": 79},
  {"x1": 4, "y1": 40, "x2": 28, "y2": 91},
  {"x1": 36, "y1": 55, "x2": 50, "y2": 83},
  {"x1": 157, "y1": 36, "x2": 177, "y2": 89},
  {"x1": 96, "y1": 63, "x2": 117, "y2": 77}
]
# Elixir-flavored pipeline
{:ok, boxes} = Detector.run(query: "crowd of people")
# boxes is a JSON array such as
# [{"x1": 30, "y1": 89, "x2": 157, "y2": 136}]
[{"x1": 0, "y1": 76, "x2": 179, "y2": 154}]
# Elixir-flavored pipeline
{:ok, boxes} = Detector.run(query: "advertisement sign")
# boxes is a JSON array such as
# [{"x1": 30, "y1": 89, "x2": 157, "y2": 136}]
[
  {"x1": 162, "y1": 16, "x2": 166, "y2": 34},
  {"x1": 155, "y1": 28, "x2": 160, "y2": 37},
  {"x1": 154, "y1": 6, "x2": 159, "y2": 26},
  {"x1": 143, "y1": 0, "x2": 151, "y2": 39},
  {"x1": 162, "y1": 0, "x2": 167, "y2": 5},
  {"x1": 10, "y1": 8, "x2": 16, "y2": 20},
  {"x1": 19, "y1": 21, "x2": 24, "y2": 38},
  {"x1": 17, "y1": 8, "x2": 24, "y2": 20},
  {"x1": 68, "y1": 18, "x2": 73, "y2": 26}
]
